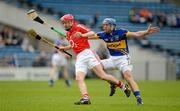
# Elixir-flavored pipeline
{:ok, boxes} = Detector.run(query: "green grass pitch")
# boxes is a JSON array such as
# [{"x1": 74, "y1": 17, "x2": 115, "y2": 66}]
[{"x1": 0, "y1": 80, "x2": 180, "y2": 111}]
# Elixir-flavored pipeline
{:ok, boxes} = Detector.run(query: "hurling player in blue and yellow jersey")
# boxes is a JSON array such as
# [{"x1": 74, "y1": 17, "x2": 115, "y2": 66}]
[{"x1": 74, "y1": 18, "x2": 160, "y2": 105}]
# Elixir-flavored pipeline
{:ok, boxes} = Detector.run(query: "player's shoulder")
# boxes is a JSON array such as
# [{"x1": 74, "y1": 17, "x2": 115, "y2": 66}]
[
  {"x1": 77, "y1": 24, "x2": 90, "y2": 31},
  {"x1": 97, "y1": 31, "x2": 107, "y2": 39},
  {"x1": 97, "y1": 31, "x2": 106, "y2": 36},
  {"x1": 77, "y1": 24, "x2": 86, "y2": 27},
  {"x1": 115, "y1": 28, "x2": 128, "y2": 32},
  {"x1": 115, "y1": 28, "x2": 129, "y2": 35}
]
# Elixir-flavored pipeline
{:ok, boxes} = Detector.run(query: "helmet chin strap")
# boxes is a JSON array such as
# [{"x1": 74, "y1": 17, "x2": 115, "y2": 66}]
[{"x1": 65, "y1": 28, "x2": 71, "y2": 31}]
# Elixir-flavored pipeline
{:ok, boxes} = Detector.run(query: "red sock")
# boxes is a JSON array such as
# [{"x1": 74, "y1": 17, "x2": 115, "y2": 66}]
[{"x1": 117, "y1": 81, "x2": 123, "y2": 88}]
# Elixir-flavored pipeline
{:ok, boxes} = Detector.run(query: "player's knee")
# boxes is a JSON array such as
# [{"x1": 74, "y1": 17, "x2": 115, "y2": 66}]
[
  {"x1": 123, "y1": 71, "x2": 133, "y2": 82},
  {"x1": 75, "y1": 71, "x2": 86, "y2": 81},
  {"x1": 76, "y1": 76, "x2": 82, "y2": 81},
  {"x1": 75, "y1": 75, "x2": 84, "y2": 82}
]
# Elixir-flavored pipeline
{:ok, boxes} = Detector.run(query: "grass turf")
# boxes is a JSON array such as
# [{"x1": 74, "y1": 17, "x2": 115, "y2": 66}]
[{"x1": 0, "y1": 80, "x2": 180, "y2": 111}]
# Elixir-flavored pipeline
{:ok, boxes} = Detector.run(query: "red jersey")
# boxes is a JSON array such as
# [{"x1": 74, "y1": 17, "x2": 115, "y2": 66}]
[{"x1": 66, "y1": 22, "x2": 90, "y2": 55}]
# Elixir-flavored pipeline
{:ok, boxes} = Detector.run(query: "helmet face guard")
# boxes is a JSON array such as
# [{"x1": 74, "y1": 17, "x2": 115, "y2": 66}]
[
  {"x1": 102, "y1": 18, "x2": 116, "y2": 26},
  {"x1": 102, "y1": 18, "x2": 116, "y2": 31},
  {"x1": 60, "y1": 14, "x2": 75, "y2": 31}
]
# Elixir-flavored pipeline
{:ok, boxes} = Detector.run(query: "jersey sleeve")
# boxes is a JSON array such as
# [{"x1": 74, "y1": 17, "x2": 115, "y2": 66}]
[
  {"x1": 118, "y1": 29, "x2": 129, "y2": 38},
  {"x1": 96, "y1": 32, "x2": 104, "y2": 39}
]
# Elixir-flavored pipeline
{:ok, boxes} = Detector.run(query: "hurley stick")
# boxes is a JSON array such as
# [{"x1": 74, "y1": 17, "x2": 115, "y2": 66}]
[
  {"x1": 27, "y1": 9, "x2": 66, "y2": 38},
  {"x1": 27, "y1": 29, "x2": 72, "y2": 57}
]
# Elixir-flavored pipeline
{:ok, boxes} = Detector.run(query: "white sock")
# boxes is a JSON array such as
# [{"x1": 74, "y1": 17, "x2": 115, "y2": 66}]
[{"x1": 121, "y1": 84, "x2": 126, "y2": 91}]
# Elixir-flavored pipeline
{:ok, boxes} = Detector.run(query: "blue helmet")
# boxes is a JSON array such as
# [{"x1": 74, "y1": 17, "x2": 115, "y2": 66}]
[{"x1": 102, "y1": 18, "x2": 116, "y2": 26}]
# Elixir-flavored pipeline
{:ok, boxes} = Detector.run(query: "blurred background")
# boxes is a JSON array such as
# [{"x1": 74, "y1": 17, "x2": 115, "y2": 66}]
[{"x1": 0, "y1": 0, "x2": 180, "y2": 81}]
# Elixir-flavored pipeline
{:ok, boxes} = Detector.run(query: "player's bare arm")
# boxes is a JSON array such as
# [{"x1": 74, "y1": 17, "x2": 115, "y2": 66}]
[
  {"x1": 59, "y1": 45, "x2": 72, "y2": 51},
  {"x1": 74, "y1": 31, "x2": 99, "y2": 39},
  {"x1": 126, "y1": 24, "x2": 160, "y2": 38}
]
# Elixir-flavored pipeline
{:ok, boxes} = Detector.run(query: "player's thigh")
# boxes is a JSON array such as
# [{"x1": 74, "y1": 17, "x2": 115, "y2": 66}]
[
  {"x1": 115, "y1": 56, "x2": 133, "y2": 73},
  {"x1": 87, "y1": 50, "x2": 101, "y2": 69},
  {"x1": 122, "y1": 70, "x2": 134, "y2": 81},
  {"x1": 75, "y1": 71, "x2": 86, "y2": 81},
  {"x1": 51, "y1": 54, "x2": 61, "y2": 66},
  {"x1": 75, "y1": 56, "x2": 88, "y2": 76},
  {"x1": 76, "y1": 49, "x2": 99, "y2": 77},
  {"x1": 59, "y1": 57, "x2": 68, "y2": 66},
  {"x1": 50, "y1": 64, "x2": 59, "y2": 74},
  {"x1": 92, "y1": 64, "x2": 106, "y2": 78},
  {"x1": 100, "y1": 58, "x2": 114, "y2": 69}
]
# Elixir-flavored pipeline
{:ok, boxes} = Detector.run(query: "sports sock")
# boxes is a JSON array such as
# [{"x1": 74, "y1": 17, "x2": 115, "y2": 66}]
[
  {"x1": 49, "y1": 79, "x2": 54, "y2": 86},
  {"x1": 117, "y1": 81, "x2": 123, "y2": 87},
  {"x1": 65, "y1": 80, "x2": 71, "y2": 86},
  {"x1": 134, "y1": 91, "x2": 141, "y2": 98},
  {"x1": 49, "y1": 79, "x2": 54, "y2": 84},
  {"x1": 117, "y1": 81, "x2": 126, "y2": 90}
]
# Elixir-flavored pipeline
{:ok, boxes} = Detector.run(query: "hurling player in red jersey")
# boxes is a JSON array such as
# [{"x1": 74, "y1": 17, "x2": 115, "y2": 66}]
[{"x1": 59, "y1": 14, "x2": 131, "y2": 105}]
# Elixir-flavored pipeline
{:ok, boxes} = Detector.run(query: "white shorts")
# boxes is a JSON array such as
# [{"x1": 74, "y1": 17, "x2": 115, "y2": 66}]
[
  {"x1": 51, "y1": 53, "x2": 67, "y2": 67},
  {"x1": 101, "y1": 55, "x2": 133, "y2": 73},
  {"x1": 75, "y1": 49, "x2": 100, "y2": 74}
]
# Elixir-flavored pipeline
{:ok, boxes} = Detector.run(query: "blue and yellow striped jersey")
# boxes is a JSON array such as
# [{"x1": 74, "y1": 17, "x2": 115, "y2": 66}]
[{"x1": 97, "y1": 28, "x2": 129, "y2": 56}]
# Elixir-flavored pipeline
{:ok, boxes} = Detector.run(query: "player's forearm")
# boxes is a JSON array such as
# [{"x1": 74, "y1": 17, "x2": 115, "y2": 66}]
[
  {"x1": 127, "y1": 24, "x2": 160, "y2": 38},
  {"x1": 74, "y1": 31, "x2": 99, "y2": 39},
  {"x1": 127, "y1": 30, "x2": 149, "y2": 38},
  {"x1": 82, "y1": 31, "x2": 96, "y2": 38},
  {"x1": 60, "y1": 45, "x2": 72, "y2": 51},
  {"x1": 82, "y1": 31, "x2": 100, "y2": 39},
  {"x1": 136, "y1": 30, "x2": 149, "y2": 37}
]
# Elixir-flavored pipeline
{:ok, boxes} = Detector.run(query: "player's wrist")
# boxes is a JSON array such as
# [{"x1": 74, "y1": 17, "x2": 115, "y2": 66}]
[
  {"x1": 59, "y1": 46, "x2": 65, "y2": 51},
  {"x1": 143, "y1": 30, "x2": 149, "y2": 36},
  {"x1": 81, "y1": 34, "x2": 86, "y2": 37}
]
